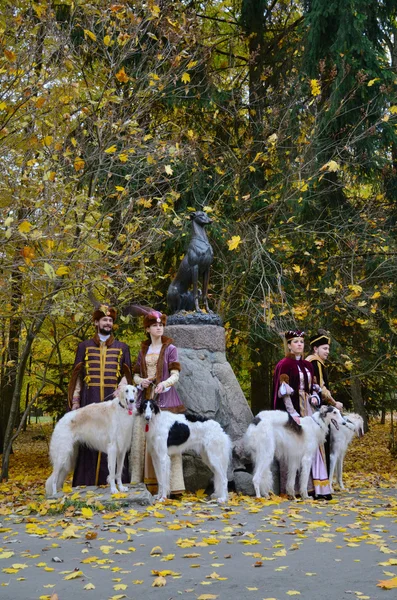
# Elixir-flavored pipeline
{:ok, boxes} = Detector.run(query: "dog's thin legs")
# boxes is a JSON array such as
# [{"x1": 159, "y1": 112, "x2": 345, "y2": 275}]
[
  {"x1": 286, "y1": 458, "x2": 300, "y2": 500},
  {"x1": 153, "y1": 454, "x2": 169, "y2": 501},
  {"x1": 55, "y1": 464, "x2": 70, "y2": 493},
  {"x1": 329, "y1": 452, "x2": 337, "y2": 492},
  {"x1": 47, "y1": 439, "x2": 77, "y2": 496},
  {"x1": 299, "y1": 455, "x2": 311, "y2": 500},
  {"x1": 149, "y1": 447, "x2": 168, "y2": 501},
  {"x1": 163, "y1": 454, "x2": 171, "y2": 499},
  {"x1": 202, "y1": 269, "x2": 212, "y2": 313},
  {"x1": 115, "y1": 451, "x2": 128, "y2": 493},
  {"x1": 252, "y1": 455, "x2": 273, "y2": 499},
  {"x1": 107, "y1": 443, "x2": 118, "y2": 494},
  {"x1": 337, "y1": 453, "x2": 346, "y2": 489},
  {"x1": 192, "y1": 264, "x2": 201, "y2": 312},
  {"x1": 203, "y1": 450, "x2": 228, "y2": 502}
]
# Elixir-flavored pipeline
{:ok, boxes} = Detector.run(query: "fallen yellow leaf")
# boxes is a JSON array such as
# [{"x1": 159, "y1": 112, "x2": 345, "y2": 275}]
[
  {"x1": 377, "y1": 576, "x2": 397, "y2": 589},
  {"x1": 152, "y1": 576, "x2": 167, "y2": 587},
  {"x1": 64, "y1": 570, "x2": 83, "y2": 580}
]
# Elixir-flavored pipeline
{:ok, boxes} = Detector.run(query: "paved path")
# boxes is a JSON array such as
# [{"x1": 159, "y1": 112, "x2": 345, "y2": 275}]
[{"x1": 1, "y1": 487, "x2": 397, "y2": 600}]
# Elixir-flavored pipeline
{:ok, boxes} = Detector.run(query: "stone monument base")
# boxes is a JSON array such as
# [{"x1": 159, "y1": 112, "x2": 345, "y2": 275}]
[{"x1": 165, "y1": 322, "x2": 254, "y2": 494}]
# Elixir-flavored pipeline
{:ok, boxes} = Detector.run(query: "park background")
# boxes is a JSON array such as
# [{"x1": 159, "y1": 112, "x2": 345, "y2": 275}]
[{"x1": 1, "y1": 0, "x2": 397, "y2": 482}]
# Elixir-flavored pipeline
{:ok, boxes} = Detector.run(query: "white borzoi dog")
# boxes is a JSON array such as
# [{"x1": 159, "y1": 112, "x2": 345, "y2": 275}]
[
  {"x1": 244, "y1": 405, "x2": 346, "y2": 500},
  {"x1": 45, "y1": 384, "x2": 137, "y2": 496},
  {"x1": 139, "y1": 399, "x2": 232, "y2": 503},
  {"x1": 329, "y1": 412, "x2": 364, "y2": 492}
]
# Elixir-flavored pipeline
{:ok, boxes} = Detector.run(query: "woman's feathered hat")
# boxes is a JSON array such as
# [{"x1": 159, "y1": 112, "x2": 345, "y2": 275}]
[{"x1": 124, "y1": 304, "x2": 167, "y2": 328}]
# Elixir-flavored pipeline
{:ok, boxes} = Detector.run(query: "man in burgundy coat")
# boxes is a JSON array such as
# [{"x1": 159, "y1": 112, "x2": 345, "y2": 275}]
[{"x1": 68, "y1": 305, "x2": 132, "y2": 487}]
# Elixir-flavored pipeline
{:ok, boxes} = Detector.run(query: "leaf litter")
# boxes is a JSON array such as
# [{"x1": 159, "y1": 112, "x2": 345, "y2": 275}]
[{"x1": 0, "y1": 420, "x2": 397, "y2": 597}]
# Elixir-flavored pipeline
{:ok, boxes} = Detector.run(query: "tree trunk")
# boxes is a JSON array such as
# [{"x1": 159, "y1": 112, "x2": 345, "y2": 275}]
[
  {"x1": 1, "y1": 282, "x2": 63, "y2": 480},
  {"x1": 350, "y1": 375, "x2": 368, "y2": 432},
  {"x1": 0, "y1": 262, "x2": 22, "y2": 453},
  {"x1": 250, "y1": 337, "x2": 276, "y2": 415},
  {"x1": 241, "y1": 0, "x2": 266, "y2": 176},
  {"x1": 381, "y1": 405, "x2": 386, "y2": 425}
]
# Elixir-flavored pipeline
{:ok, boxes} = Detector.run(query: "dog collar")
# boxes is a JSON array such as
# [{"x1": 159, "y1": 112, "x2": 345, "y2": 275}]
[
  {"x1": 119, "y1": 401, "x2": 133, "y2": 415},
  {"x1": 311, "y1": 414, "x2": 326, "y2": 429}
]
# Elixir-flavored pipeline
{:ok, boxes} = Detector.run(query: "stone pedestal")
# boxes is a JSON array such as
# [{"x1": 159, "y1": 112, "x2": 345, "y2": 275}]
[{"x1": 165, "y1": 323, "x2": 254, "y2": 494}]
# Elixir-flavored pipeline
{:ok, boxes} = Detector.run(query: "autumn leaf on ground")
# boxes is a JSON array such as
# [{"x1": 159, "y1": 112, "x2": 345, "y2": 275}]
[
  {"x1": 152, "y1": 576, "x2": 167, "y2": 587},
  {"x1": 64, "y1": 570, "x2": 83, "y2": 580},
  {"x1": 206, "y1": 571, "x2": 227, "y2": 581},
  {"x1": 150, "y1": 546, "x2": 163, "y2": 555},
  {"x1": 377, "y1": 576, "x2": 397, "y2": 589}
]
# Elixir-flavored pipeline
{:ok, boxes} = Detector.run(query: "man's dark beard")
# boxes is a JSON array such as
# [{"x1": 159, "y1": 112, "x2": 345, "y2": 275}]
[{"x1": 99, "y1": 326, "x2": 112, "y2": 336}]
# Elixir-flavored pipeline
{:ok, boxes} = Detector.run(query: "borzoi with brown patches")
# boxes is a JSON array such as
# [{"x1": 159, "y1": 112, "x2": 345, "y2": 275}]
[
  {"x1": 244, "y1": 405, "x2": 346, "y2": 500},
  {"x1": 45, "y1": 385, "x2": 137, "y2": 496},
  {"x1": 329, "y1": 412, "x2": 364, "y2": 492},
  {"x1": 139, "y1": 399, "x2": 231, "y2": 503}
]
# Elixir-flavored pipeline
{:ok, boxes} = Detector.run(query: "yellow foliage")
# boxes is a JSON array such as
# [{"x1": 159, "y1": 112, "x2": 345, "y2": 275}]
[
  {"x1": 227, "y1": 235, "x2": 241, "y2": 251},
  {"x1": 310, "y1": 79, "x2": 321, "y2": 96},
  {"x1": 115, "y1": 67, "x2": 129, "y2": 83}
]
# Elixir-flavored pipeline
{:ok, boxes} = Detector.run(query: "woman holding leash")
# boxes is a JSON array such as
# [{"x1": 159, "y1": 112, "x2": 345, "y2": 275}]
[
  {"x1": 306, "y1": 330, "x2": 343, "y2": 412},
  {"x1": 306, "y1": 329, "x2": 344, "y2": 471},
  {"x1": 272, "y1": 329, "x2": 332, "y2": 500},
  {"x1": 129, "y1": 307, "x2": 185, "y2": 496}
]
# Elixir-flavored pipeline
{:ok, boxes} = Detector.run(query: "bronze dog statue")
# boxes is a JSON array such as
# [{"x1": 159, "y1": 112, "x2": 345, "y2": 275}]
[{"x1": 167, "y1": 211, "x2": 213, "y2": 313}]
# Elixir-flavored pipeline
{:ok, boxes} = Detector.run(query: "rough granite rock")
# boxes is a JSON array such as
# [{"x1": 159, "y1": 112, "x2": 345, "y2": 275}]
[
  {"x1": 233, "y1": 471, "x2": 255, "y2": 496},
  {"x1": 165, "y1": 325, "x2": 253, "y2": 441},
  {"x1": 165, "y1": 324, "x2": 225, "y2": 353},
  {"x1": 164, "y1": 323, "x2": 254, "y2": 494},
  {"x1": 182, "y1": 452, "x2": 213, "y2": 493}
]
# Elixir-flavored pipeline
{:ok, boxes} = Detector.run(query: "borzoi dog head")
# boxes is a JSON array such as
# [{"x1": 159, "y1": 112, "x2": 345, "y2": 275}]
[
  {"x1": 138, "y1": 398, "x2": 160, "y2": 422},
  {"x1": 118, "y1": 384, "x2": 138, "y2": 415},
  {"x1": 344, "y1": 413, "x2": 365, "y2": 438},
  {"x1": 319, "y1": 405, "x2": 345, "y2": 430}
]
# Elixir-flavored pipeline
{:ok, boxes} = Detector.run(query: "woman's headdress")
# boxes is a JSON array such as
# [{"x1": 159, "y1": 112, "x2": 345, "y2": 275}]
[
  {"x1": 285, "y1": 329, "x2": 305, "y2": 341},
  {"x1": 124, "y1": 304, "x2": 167, "y2": 328}
]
